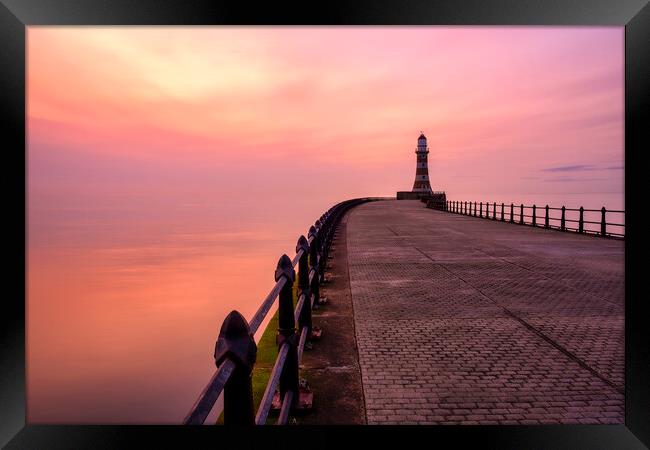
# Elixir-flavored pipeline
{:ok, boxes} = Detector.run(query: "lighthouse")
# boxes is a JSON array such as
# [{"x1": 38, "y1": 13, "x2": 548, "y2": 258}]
[
  {"x1": 397, "y1": 132, "x2": 445, "y2": 204},
  {"x1": 412, "y1": 132, "x2": 433, "y2": 194}
]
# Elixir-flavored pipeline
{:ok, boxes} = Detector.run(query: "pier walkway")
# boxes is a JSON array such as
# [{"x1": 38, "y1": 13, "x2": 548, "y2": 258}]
[{"x1": 345, "y1": 200, "x2": 624, "y2": 425}]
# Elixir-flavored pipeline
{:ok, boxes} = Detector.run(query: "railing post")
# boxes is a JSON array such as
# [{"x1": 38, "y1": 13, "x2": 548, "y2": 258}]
[
  {"x1": 493, "y1": 202, "x2": 497, "y2": 220},
  {"x1": 520, "y1": 204, "x2": 524, "y2": 225},
  {"x1": 296, "y1": 236, "x2": 312, "y2": 336},
  {"x1": 532, "y1": 204, "x2": 536, "y2": 227},
  {"x1": 321, "y1": 217, "x2": 333, "y2": 267},
  {"x1": 480, "y1": 202, "x2": 483, "y2": 218},
  {"x1": 601, "y1": 207, "x2": 607, "y2": 237},
  {"x1": 275, "y1": 254, "x2": 299, "y2": 411},
  {"x1": 308, "y1": 226, "x2": 322, "y2": 306},
  {"x1": 485, "y1": 201, "x2": 489, "y2": 219},
  {"x1": 501, "y1": 203, "x2": 504, "y2": 221},
  {"x1": 464, "y1": 201, "x2": 467, "y2": 215},
  {"x1": 323, "y1": 218, "x2": 331, "y2": 261},
  {"x1": 561, "y1": 206, "x2": 566, "y2": 231},
  {"x1": 474, "y1": 202, "x2": 477, "y2": 217},
  {"x1": 314, "y1": 221, "x2": 325, "y2": 279},
  {"x1": 545, "y1": 205, "x2": 549, "y2": 228},
  {"x1": 214, "y1": 311, "x2": 257, "y2": 425},
  {"x1": 579, "y1": 207, "x2": 584, "y2": 234},
  {"x1": 510, "y1": 203, "x2": 514, "y2": 223}
]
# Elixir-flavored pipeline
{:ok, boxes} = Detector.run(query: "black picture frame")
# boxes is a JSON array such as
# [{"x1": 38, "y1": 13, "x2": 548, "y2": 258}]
[{"x1": 1, "y1": 1, "x2": 648, "y2": 448}]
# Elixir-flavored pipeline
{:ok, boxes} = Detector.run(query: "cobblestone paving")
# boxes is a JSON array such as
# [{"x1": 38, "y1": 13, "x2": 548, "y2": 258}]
[{"x1": 347, "y1": 200, "x2": 624, "y2": 425}]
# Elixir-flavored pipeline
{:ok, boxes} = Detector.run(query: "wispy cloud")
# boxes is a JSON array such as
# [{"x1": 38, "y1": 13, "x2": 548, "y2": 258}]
[
  {"x1": 544, "y1": 176, "x2": 607, "y2": 182},
  {"x1": 542, "y1": 164, "x2": 595, "y2": 172},
  {"x1": 541, "y1": 164, "x2": 624, "y2": 173}
]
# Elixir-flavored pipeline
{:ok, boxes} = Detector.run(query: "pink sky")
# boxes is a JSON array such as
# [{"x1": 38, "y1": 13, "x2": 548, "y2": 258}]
[
  {"x1": 28, "y1": 27, "x2": 623, "y2": 202},
  {"x1": 26, "y1": 27, "x2": 624, "y2": 423}
]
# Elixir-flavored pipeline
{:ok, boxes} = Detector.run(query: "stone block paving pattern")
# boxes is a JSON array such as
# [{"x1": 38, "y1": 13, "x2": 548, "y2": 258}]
[{"x1": 346, "y1": 200, "x2": 624, "y2": 425}]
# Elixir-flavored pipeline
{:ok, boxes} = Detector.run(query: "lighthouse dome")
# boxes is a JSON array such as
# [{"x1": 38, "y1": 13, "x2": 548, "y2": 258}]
[{"x1": 418, "y1": 133, "x2": 426, "y2": 140}]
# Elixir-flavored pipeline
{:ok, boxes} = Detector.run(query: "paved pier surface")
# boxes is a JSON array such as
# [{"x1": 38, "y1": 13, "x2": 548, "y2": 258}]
[
  {"x1": 346, "y1": 200, "x2": 624, "y2": 425},
  {"x1": 298, "y1": 213, "x2": 366, "y2": 424}
]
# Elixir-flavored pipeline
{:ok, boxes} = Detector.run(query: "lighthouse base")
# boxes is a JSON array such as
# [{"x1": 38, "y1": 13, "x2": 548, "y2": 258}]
[
  {"x1": 397, "y1": 191, "x2": 447, "y2": 209},
  {"x1": 396, "y1": 191, "x2": 425, "y2": 200},
  {"x1": 396, "y1": 191, "x2": 437, "y2": 200}
]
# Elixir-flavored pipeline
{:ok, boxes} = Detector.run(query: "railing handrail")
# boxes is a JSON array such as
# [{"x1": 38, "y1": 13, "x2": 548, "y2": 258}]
[
  {"x1": 184, "y1": 197, "x2": 377, "y2": 426},
  {"x1": 430, "y1": 199, "x2": 624, "y2": 239}
]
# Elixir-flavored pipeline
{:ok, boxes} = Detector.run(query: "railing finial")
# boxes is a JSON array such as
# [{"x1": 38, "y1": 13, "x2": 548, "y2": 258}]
[
  {"x1": 213, "y1": 310, "x2": 257, "y2": 425},
  {"x1": 296, "y1": 235, "x2": 309, "y2": 254},
  {"x1": 275, "y1": 254, "x2": 296, "y2": 283},
  {"x1": 214, "y1": 311, "x2": 257, "y2": 372}
]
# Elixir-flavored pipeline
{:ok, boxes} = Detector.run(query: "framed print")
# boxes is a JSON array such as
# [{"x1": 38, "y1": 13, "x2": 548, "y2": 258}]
[{"x1": 1, "y1": 1, "x2": 649, "y2": 448}]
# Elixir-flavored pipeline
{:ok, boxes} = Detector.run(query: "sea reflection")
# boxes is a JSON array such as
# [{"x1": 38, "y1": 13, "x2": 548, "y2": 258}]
[{"x1": 27, "y1": 212, "x2": 312, "y2": 423}]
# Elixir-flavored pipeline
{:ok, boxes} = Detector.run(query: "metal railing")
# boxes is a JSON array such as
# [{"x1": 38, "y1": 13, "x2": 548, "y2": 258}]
[
  {"x1": 419, "y1": 192, "x2": 447, "y2": 211},
  {"x1": 429, "y1": 200, "x2": 624, "y2": 239},
  {"x1": 183, "y1": 197, "x2": 377, "y2": 425}
]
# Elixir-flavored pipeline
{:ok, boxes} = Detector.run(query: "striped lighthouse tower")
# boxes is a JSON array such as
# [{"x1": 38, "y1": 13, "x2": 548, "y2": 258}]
[{"x1": 412, "y1": 132, "x2": 433, "y2": 194}]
